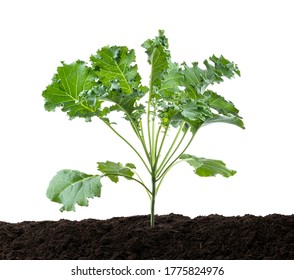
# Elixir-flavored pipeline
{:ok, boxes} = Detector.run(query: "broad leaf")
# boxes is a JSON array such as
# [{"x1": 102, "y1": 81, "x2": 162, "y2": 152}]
[
  {"x1": 42, "y1": 61, "x2": 101, "y2": 121},
  {"x1": 90, "y1": 46, "x2": 142, "y2": 94},
  {"x1": 90, "y1": 46, "x2": 147, "y2": 127},
  {"x1": 46, "y1": 169, "x2": 102, "y2": 211},
  {"x1": 97, "y1": 161, "x2": 136, "y2": 183},
  {"x1": 180, "y1": 154, "x2": 236, "y2": 177}
]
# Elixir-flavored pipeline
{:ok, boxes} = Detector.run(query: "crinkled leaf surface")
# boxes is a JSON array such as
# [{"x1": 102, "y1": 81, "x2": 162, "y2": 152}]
[
  {"x1": 90, "y1": 46, "x2": 147, "y2": 127},
  {"x1": 141, "y1": 38, "x2": 243, "y2": 132},
  {"x1": 202, "y1": 90, "x2": 240, "y2": 116},
  {"x1": 179, "y1": 154, "x2": 236, "y2": 177},
  {"x1": 42, "y1": 30, "x2": 244, "y2": 134},
  {"x1": 97, "y1": 87, "x2": 146, "y2": 125},
  {"x1": 142, "y1": 30, "x2": 170, "y2": 92},
  {"x1": 158, "y1": 62, "x2": 184, "y2": 97},
  {"x1": 46, "y1": 169, "x2": 102, "y2": 211},
  {"x1": 180, "y1": 100, "x2": 213, "y2": 121},
  {"x1": 182, "y1": 55, "x2": 240, "y2": 96},
  {"x1": 90, "y1": 46, "x2": 142, "y2": 94},
  {"x1": 42, "y1": 61, "x2": 101, "y2": 121},
  {"x1": 97, "y1": 161, "x2": 136, "y2": 183}
]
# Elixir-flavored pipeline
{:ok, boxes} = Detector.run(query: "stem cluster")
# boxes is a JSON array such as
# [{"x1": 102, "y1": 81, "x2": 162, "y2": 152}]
[{"x1": 104, "y1": 88, "x2": 195, "y2": 227}]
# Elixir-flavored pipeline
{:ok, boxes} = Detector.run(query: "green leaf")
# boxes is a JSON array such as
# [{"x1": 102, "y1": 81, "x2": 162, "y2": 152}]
[
  {"x1": 182, "y1": 55, "x2": 240, "y2": 96},
  {"x1": 142, "y1": 30, "x2": 170, "y2": 90},
  {"x1": 154, "y1": 53, "x2": 242, "y2": 133},
  {"x1": 181, "y1": 100, "x2": 213, "y2": 121},
  {"x1": 90, "y1": 46, "x2": 142, "y2": 94},
  {"x1": 158, "y1": 62, "x2": 184, "y2": 97},
  {"x1": 180, "y1": 154, "x2": 236, "y2": 177},
  {"x1": 97, "y1": 161, "x2": 136, "y2": 183},
  {"x1": 42, "y1": 61, "x2": 101, "y2": 121},
  {"x1": 171, "y1": 113, "x2": 203, "y2": 134},
  {"x1": 90, "y1": 46, "x2": 147, "y2": 127},
  {"x1": 210, "y1": 54, "x2": 241, "y2": 78},
  {"x1": 101, "y1": 89, "x2": 146, "y2": 124},
  {"x1": 203, "y1": 115, "x2": 245, "y2": 129},
  {"x1": 46, "y1": 169, "x2": 102, "y2": 211},
  {"x1": 202, "y1": 90, "x2": 240, "y2": 116}
]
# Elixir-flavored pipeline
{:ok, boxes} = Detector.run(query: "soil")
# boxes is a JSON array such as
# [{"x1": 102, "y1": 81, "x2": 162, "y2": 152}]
[{"x1": 0, "y1": 214, "x2": 294, "y2": 260}]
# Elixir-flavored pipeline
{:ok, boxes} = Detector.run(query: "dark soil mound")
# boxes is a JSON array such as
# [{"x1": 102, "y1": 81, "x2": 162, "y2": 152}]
[{"x1": 1, "y1": 214, "x2": 293, "y2": 259}]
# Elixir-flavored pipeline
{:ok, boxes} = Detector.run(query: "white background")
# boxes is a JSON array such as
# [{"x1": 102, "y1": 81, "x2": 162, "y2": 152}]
[{"x1": 0, "y1": 0, "x2": 293, "y2": 223}]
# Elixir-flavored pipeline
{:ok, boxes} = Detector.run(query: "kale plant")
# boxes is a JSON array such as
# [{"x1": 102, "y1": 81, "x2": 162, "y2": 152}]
[{"x1": 43, "y1": 30, "x2": 244, "y2": 226}]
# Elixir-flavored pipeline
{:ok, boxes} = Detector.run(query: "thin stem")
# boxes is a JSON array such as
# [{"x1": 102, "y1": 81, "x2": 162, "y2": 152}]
[
  {"x1": 98, "y1": 99, "x2": 151, "y2": 169},
  {"x1": 133, "y1": 170, "x2": 152, "y2": 200},
  {"x1": 154, "y1": 124, "x2": 169, "y2": 167},
  {"x1": 103, "y1": 121, "x2": 151, "y2": 174},
  {"x1": 147, "y1": 49, "x2": 157, "y2": 165},
  {"x1": 156, "y1": 127, "x2": 188, "y2": 178},
  {"x1": 156, "y1": 161, "x2": 181, "y2": 194},
  {"x1": 147, "y1": 100, "x2": 152, "y2": 160},
  {"x1": 150, "y1": 175, "x2": 156, "y2": 227},
  {"x1": 123, "y1": 116, "x2": 152, "y2": 168},
  {"x1": 101, "y1": 173, "x2": 151, "y2": 195},
  {"x1": 156, "y1": 132, "x2": 196, "y2": 182},
  {"x1": 133, "y1": 170, "x2": 145, "y2": 187},
  {"x1": 156, "y1": 123, "x2": 185, "y2": 175},
  {"x1": 139, "y1": 119, "x2": 151, "y2": 164},
  {"x1": 151, "y1": 114, "x2": 156, "y2": 167},
  {"x1": 154, "y1": 124, "x2": 163, "y2": 166}
]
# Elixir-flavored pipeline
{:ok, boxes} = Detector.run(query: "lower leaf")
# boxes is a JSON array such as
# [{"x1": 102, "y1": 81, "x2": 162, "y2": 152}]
[
  {"x1": 179, "y1": 154, "x2": 236, "y2": 177},
  {"x1": 46, "y1": 169, "x2": 102, "y2": 211},
  {"x1": 97, "y1": 161, "x2": 136, "y2": 183}
]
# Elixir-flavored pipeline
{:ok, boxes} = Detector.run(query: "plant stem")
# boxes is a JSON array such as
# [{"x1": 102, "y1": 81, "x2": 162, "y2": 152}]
[
  {"x1": 156, "y1": 123, "x2": 185, "y2": 176},
  {"x1": 147, "y1": 98, "x2": 153, "y2": 160},
  {"x1": 156, "y1": 127, "x2": 188, "y2": 178},
  {"x1": 150, "y1": 175, "x2": 156, "y2": 227},
  {"x1": 156, "y1": 162, "x2": 176, "y2": 194},
  {"x1": 151, "y1": 114, "x2": 156, "y2": 167},
  {"x1": 154, "y1": 124, "x2": 169, "y2": 167},
  {"x1": 103, "y1": 121, "x2": 151, "y2": 174},
  {"x1": 139, "y1": 119, "x2": 152, "y2": 165},
  {"x1": 156, "y1": 132, "x2": 197, "y2": 182},
  {"x1": 101, "y1": 173, "x2": 151, "y2": 195},
  {"x1": 154, "y1": 124, "x2": 162, "y2": 160}
]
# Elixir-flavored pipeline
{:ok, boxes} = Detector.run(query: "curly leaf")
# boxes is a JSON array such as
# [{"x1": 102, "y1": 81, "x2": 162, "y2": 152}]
[
  {"x1": 180, "y1": 154, "x2": 236, "y2": 177},
  {"x1": 155, "y1": 54, "x2": 242, "y2": 132},
  {"x1": 97, "y1": 161, "x2": 136, "y2": 183},
  {"x1": 142, "y1": 30, "x2": 170, "y2": 90},
  {"x1": 90, "y1": 46, "x2": 147, "y2": 126},
  {"x1": 210, "y1": 54, "x2": 241, "y2": 78},
  {"x1": 202, "y1": 90, "x2": 240, "y2": 117},
  {"x1": 46, "y1": 169, "x2": 102, "y2": 211},
  {"x1": 158, "y1": 62, "x2": 184, "y2": 97},
  {"x1": 102, "y1": 88, "x2": 145, "y2": 124},
  {"x1": 91, "y1": 46, "x2": 142, "y2": 94},
  {"x1": 181, "y1": 100, "x2": 213, "y2": 121},
  {"x1": 182, "y1": 55, "x2": 240, "y2": 96},
  {"x1": 42, "y1": 61, "x2": 101, "y2": 121}
]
